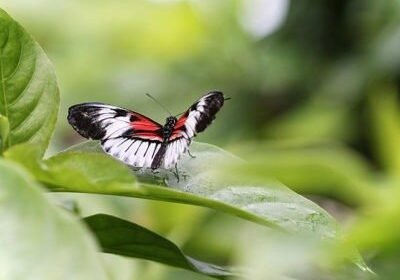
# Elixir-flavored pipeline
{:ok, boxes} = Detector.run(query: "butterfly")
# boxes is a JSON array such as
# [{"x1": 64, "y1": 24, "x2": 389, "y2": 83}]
[{"x1": 67, "y1": 91, "x2": 227, "y2": 170}]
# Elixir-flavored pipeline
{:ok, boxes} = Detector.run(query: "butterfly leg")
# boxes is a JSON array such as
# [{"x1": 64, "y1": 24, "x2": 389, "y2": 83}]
[
  {"x1": 188, "y1": 150, "x2": 196, "y2": 158},
  {"x1": 173, "y1": 163, "x2": 180, "y2": 183},
  {"x1": 148, "y1": 169, "x2": 171, "y2": 186},
  {"x1": 151, "y1": 169, "x2": 160, "y2": 175}
]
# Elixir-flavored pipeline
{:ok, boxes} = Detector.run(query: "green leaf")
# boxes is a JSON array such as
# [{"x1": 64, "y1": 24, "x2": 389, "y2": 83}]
[
  {"x1": 5, "y1": 142, "x2": 329, "y2": 233},
  {"x1": 0, "y1": 113, "x2": 9, "y2": 152},
  {"x1": 226, "y1": 142, "x2": 374, "y2": 207},
  {"x1": 84, "y1": 214, "x2": 237, "y2": 278},
  {"x1": 368, "y1": 87, "x2": 400, "y2": 177},
  {"x1": 0, "y1": 9, "x2": 59, "y2": 154},
  {"x1": 5, "y1": 141, "x2": 369, "y2": 271},
  {"x1": 57, "y1": 141, "x2": 338, "y2": 234},
  {"x1": 7, "y1": 144, "x2": 137, "y2": 194},
  {"x1": 0, "y1": 159, "x2": 109, "y2": 279}
]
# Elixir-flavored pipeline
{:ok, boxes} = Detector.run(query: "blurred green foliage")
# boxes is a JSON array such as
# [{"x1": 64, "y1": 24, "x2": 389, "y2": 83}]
[{"x1": 2, "y1": 0, "x2": 400, "y2": 279}]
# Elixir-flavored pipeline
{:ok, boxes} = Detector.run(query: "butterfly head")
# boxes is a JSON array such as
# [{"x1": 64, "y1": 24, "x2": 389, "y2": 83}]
[
  {"x1": 162, "y1": 116, "x2": 177, "y2": 137},
  {"x1": 166, "y1": 116, "x2": 177, "y2": 126}
]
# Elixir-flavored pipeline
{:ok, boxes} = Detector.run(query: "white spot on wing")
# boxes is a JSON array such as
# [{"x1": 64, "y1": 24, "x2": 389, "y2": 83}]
[
  {"x1": 197, "y1": 105, "x2": 205, "y2": 113},
  {"x1": 185, "y1": 115, "x2": 197, "y2": 137},
  {"x1": 174, "y1": 141, "x2": 181, "y2": 164},
  {"x1": 153, "y1": 144, "x2": 160, "y2": 158},
  {"x1": 96, "y1": 113, "x2": 115, "y2": 122},
  {"x1": 114, "y1": 138, "x2": 132, "y2": 159},
  {"x1": 168, "y1": 141, "x2": 183, "y2": 169},
  {"x1": 127, "y1": 141, "x2": 141, "y2": 166},
  {"x1": 168, "y1": 142, "x2": 176, "y2": 168},
  {"x1": 109, "y1": 138, "x2": 125, "y2": 157},
  {"x1": 102, "y1": 138, "x2": 118, "y2": 152},
  {"x1": 179, "y1": 139, "x2": 186, "y2": 155},
  {"x1": 133, "y1": 142, "x2": 146, "y2": 167},
  {"x1": 97, "y1": 108, "x2": 115, "y2": 115},
  {"x1": 104, "y1": 121, "x2": 129, "y2": 138},
  {"x1": 175, "y1": 141, "x2": 182, "y2": 162},
  {"x1": 164, "y1": 142, "x2": 174, "y2": 168},
  {"x1": 144, "y1": 143, "x2": 155, "y2": 167},
  {"x1": 181, "y1": 131, "x2": 189, "y2": 139},
  {"x1": 140, "y1": 142, "x2": 150, "y2": 167}
]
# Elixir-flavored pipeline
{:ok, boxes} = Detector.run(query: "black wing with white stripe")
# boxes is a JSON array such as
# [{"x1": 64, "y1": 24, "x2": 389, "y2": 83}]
[
  {"x1": 68, "y1": 103, "x2": 164, "y2": 168},
  {"x1": 171, "y1": 91, "x2": 225, "y2": 141},
  {"x1": 159, "y1": 91, "x2": 225, "y2": 168}
]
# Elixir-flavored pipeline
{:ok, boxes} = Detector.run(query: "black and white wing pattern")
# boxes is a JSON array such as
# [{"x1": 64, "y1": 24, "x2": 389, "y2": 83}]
[
  {"x1": 170, "y1": 91, "x2": 225, "y2": 140},
  {"x1": 67, "y1": 91, "x2": 227, "y2": 170},
  {"x1": 158, "y1": 91, "x2": 225, "y2": 169},
  {"x1": 67, "y1": 103, "x2": 164, "y2": 168}
]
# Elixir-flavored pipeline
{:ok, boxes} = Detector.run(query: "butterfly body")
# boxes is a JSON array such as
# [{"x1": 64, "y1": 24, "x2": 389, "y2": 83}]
[
  {"x1": 151, "y1": 116, "x2": 177, "y2": 169},
  {"x1": 68, "y1": 91, "x2": 226, "y2": 170}
]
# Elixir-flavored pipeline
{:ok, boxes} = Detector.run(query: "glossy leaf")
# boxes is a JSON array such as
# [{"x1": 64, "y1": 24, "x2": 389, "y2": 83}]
[
  {"x1": 5, "y1": 141, "x2": 369, "y2": 272},
  {"x1": 0, "y1": 159, "x2": 109, "y2": 279},
  {"x1": 226, "y1": 142, "x2": 375, "y2": 207},
  {"x1": 6, "y1": 142, "x2": 335, "y2": 234},
  {"x1": 84, "y1": 214, "x2": 236, "y2": 278},
  {"x1": 0, "y1": 9, "x2": 59, "y2": 154}
]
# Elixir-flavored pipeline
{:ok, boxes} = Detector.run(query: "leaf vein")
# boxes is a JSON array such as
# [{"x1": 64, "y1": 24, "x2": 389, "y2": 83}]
[
  {"x1": 8, "y1": 53, "x2": 37, "y2": 107},
  {"x1": 10, "y1": 75, "x2": 47, "y2": 132},
  {"x1": 5, "y1": 40, "x2": 24, "y2": 81},
  {"x1": 0, "y1": 27, "x2": 11, "y2": 148}
]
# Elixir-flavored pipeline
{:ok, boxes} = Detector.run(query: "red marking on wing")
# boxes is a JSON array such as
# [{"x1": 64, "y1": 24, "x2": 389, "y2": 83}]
[
  {"x1": 130, "y1": 113, "x2": 162, "y2": 131},
  {"x1": 174, "y1": 114, "x2": 188, "y2": 129},
  {"x1": 127, "y1": 112, "x2": 163, "y2": 141},
  {"x1": 169, "y1": 132, "x2": 182, "y2": 141},
  {"x1": 169, "y1": 112, "x2": 188, "y2": 141},
  {"x1": 133, "y1": 121, "x2": 160, "y2": 131},
  {"x1": 134, "y1": 131, "x2": 163, "y2": 141}
]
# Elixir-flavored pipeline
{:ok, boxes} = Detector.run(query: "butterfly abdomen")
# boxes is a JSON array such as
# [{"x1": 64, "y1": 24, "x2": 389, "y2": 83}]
[
  {"x1": 151, "y1": 143, "x2": 167, "y2": 169},
  {"x1": 150, "y1": 116, "x2": 178, "y2": 169}
]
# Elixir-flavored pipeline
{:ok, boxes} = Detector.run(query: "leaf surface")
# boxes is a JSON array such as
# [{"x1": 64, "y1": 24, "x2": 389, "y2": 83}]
[
  {"x1": 0, "y1": 9, "x2": 59, "y2": 154},
  {"x1": 0, "y1": 159, "x2": 109, "y2": 280},
  {"x1": 0, "y1": 114, "x2": 9, "y2": 152},
  {"x1": 5, "y1": 141, "x2": 369, "y2": 271},
  {"x1": 84, "y1": 214, "x2": 236, "y2": 278}
]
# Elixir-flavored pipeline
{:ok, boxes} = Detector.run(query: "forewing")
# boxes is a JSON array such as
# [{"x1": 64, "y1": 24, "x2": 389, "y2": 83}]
[
  {"x1": 161, "y1": 91, "x2": 225, "y2": 169},
  {"x1": 68, "y1": 103, "x2": 163, "y2": 168},
  {"x1": 171, "y1": 91, "x2": 225, "y2": 141}
]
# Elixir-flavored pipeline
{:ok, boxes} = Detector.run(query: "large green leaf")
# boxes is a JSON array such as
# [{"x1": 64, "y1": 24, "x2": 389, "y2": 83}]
[
  {"x1": 84, "y1": 214, "x2": 236, "y2": 278},
  {"x1": 0, "y1": 9, "x2": 59, "y2": 154},
  {"x1": 0, "y1": 113, "x2": 9, "y2": 152},
  {"x1": 5, "y1": 141, "x2": 369, "y2": 271},
  {"x1": 225, "y1": 142, "x2": 375, "y2": 207},
  {"x1": 5, "y1": 142, "x2": 333, "y2": 234},
  {"x1": 0, "y1": 159, "x2": 109, "y2": 280}
]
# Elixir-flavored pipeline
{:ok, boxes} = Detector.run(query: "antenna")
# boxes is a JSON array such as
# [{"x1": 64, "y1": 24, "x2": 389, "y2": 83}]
[
  {"x1": 145, "y1": 93, "x2": 173, "y2": 116},
  {"x1": 174, "y1": 110, "x2": 186, "y2": 118}
]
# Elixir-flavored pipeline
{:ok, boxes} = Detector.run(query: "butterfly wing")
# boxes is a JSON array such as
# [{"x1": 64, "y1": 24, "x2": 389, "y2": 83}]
[
  {"x1": 171, "y1": 91, "x2": 225, "y2": 141},
  {"x1": 152, "y1": 137, "x2": 189, "y2": 169},
  {"x1": 68, "y1": 102, "x2": 164, "y2": 168},
  {"x1": 157, "y1": 91, "x2": 225, "y2": 169}
]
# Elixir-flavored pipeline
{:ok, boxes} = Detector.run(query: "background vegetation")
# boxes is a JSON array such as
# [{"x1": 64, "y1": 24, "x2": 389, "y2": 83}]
[{"x1": 1, "y1": 0, "x2": 400, "y2": 279}]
